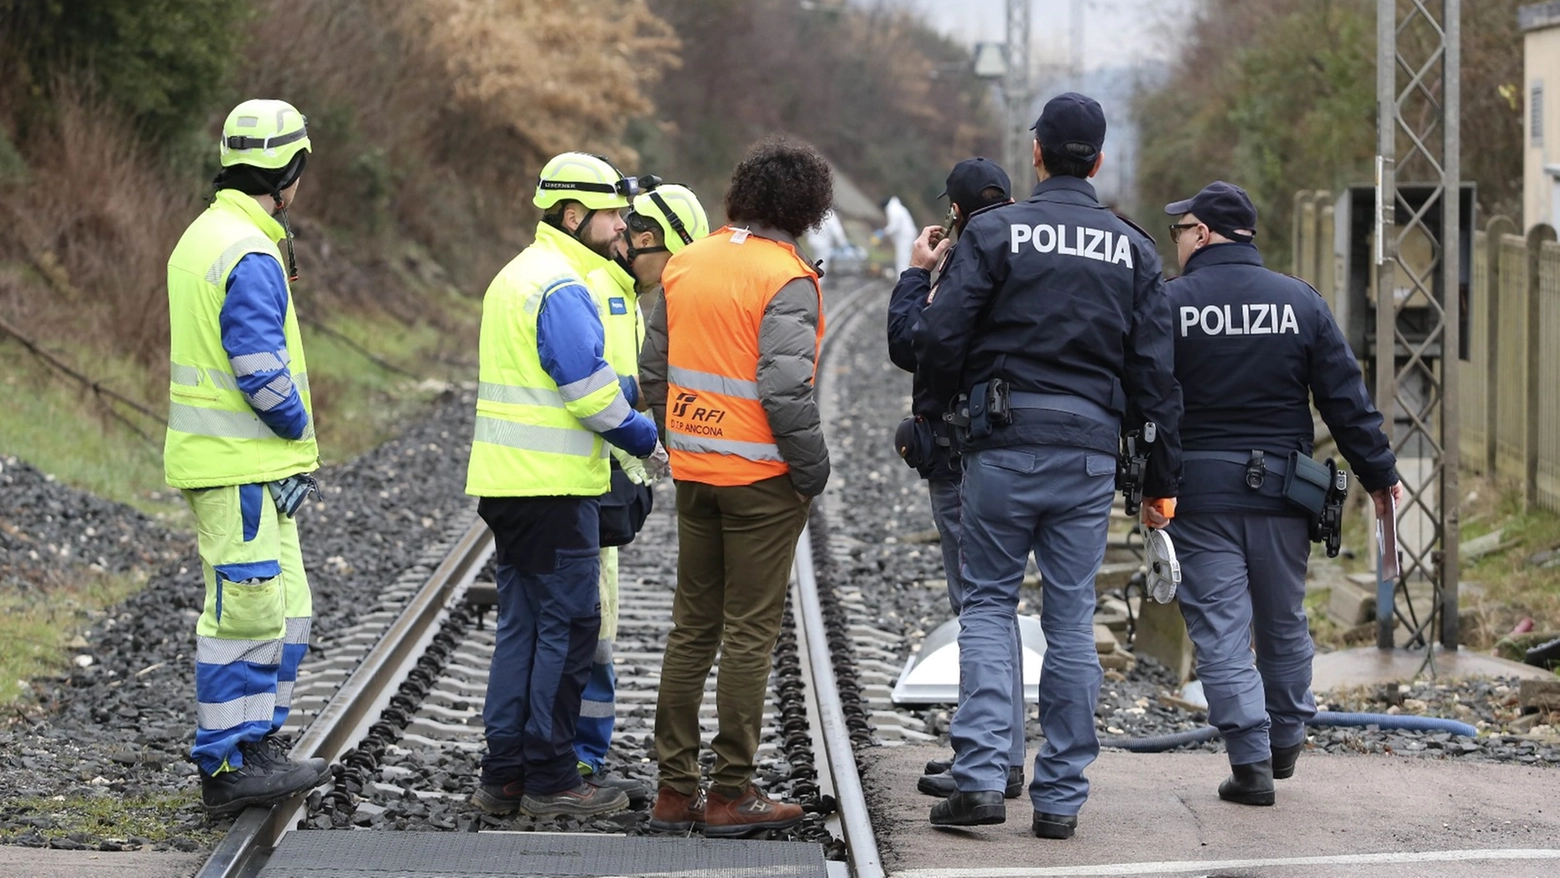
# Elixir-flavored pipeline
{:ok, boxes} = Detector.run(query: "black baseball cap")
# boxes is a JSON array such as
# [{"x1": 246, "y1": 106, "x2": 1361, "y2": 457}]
[
  {"x1": 1164, "y1": 181, "x2": 1257, "y2": 242},
  {"x1": 939, "y1": 158, "x2": 1011, "y2": 213},
  {"x1": 1031, "y1": 92, "x2": 1107, "y2": 163}
]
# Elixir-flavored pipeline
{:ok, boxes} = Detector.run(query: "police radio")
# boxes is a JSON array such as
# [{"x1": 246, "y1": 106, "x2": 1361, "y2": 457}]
[
  {"x1": 1312, "y1": 460, "x2": 1348, "y2": 558},
  {"x1": 1116, "y1": 423, "x2": 1155, "y2": 516}
]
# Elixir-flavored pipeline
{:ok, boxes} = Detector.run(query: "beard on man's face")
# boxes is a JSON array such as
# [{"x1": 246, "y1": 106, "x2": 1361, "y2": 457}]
[{"x1": 576, "y1": 216, "x2": 620, "y2": 260}]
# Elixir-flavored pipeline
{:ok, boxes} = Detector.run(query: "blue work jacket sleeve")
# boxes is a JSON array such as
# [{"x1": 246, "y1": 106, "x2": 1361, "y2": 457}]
[
  {"x1": 914, "y1": 232, "x2": 995, "y2": 408},
  {"x1": 536, "y1": 281, "x2": 658, "y2": 457},
  {"x1": 886, "y1": 267, "x2": 932, "y2": 373},
  {"x1": 1308, "y1": 298, "x2": 1398, "y2": 491},
  {"x1": 221, "y1": 253, "x2": 309, "y2": 441},
  {"x1": 1123, "y1": 242, "x2": 1183, "y2": 498}
]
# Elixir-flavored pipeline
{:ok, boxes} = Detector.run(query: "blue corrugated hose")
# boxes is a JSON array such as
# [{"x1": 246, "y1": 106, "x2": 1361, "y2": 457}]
[{"x1": 1099, "y1": 711, "x2": 1480, "y2": 753}]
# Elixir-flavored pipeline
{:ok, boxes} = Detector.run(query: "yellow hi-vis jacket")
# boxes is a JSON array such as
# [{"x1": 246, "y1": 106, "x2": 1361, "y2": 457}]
[
  {"x1": 584, "y1": 260, "x2": 644, "y2": 383},
  {"x1": 164, "y1": 190, "x2": 317, "y2": 489},
  {"x1": 466, "y1": 223, "x2": 629, "y2": 498}
]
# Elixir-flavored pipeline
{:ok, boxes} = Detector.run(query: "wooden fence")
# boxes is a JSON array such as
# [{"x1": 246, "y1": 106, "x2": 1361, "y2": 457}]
[{"x1": 1291, "y1": 192, "x2": 1560, "y2": 512}]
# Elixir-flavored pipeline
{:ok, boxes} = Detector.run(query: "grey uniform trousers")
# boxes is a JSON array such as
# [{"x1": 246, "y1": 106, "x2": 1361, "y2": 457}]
[
  {"x1": 927, "y1": 477, "x2": 1027, "y2": 772},
  {"x1": 1167, "y1": 512, "x2": 1316, "y2": 765},
  {"x1": 952, "y1": 445, "x2": 1116, "y2": 816}
]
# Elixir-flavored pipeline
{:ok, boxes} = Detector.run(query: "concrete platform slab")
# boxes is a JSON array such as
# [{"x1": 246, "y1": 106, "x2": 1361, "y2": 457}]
[
  {"x1": 863, "y1": 744, "x2": 1560, "y2": 878},
  {"x1": 1312, "y1": 647, "x2": 1554, "y2": 692},
  {"x1": 0, "y1": 847, "x2": 201, "y2": 878}
]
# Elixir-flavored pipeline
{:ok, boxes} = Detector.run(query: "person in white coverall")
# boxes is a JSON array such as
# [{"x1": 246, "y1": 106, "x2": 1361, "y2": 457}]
[
  {"x1": 811, "y1": 205, "x2": 848, "y2": 274},
  {"x1": 804, "y1": 208, "x2": 850, "y2": 279},
  {"x1": 881, "y1": 195, "x2": 917, "y2": 275}
]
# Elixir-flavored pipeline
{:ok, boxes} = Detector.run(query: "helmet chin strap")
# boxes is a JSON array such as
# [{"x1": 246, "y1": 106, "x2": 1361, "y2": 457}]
[
  {"x1": 614, "y1": 253, "x2": 638, "y2": 281},
  {"x1": 243, "y1": 165, "x2": 301, "y2": 283},
  {"x1": 622, "y1": 227, "x2": 668, "y2": 266}
]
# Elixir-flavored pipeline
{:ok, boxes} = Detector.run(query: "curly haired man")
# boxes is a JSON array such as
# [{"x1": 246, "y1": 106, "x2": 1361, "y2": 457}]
[{"x1": 639, "y1": 137, "x2": 834, "y2": 838}]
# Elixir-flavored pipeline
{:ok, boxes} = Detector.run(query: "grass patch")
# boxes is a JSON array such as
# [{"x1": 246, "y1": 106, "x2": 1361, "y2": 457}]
[
  {"x1": 0, "y1": 568, "x2": 149, "y2": 705},
  {"x1": 297, "y1": 308, "x2": 476, "y2": 464},
  {"x1": 0, "y1": 341, "x2": 183, "y2": 522},
  {"x1": 1, "y1": 791, "x2": 220, "y2": 848},
  {"x1": 1458, "y1": 474, "x2": 1560, "y2": 646},
  {"x1": 1306, "y1": 472, "x2": 1560, "y2": 650}
]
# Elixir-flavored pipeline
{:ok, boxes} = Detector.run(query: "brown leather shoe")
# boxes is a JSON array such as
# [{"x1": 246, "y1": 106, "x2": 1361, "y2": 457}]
[
  {"x1": 647, "y1": 786, "x2": 706, "y2": 833},
  {"x1": 703, "y1": 784, "x2": 803, "y2": 838}
]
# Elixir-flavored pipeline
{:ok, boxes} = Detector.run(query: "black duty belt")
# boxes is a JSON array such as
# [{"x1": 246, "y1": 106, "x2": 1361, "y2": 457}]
[
  {"x1": 1183, "y1": 450, "x2": 1286, "y2": 489},
  {"x1": 1009, "y1": 391, "x2": 1120, "y2": 431}
]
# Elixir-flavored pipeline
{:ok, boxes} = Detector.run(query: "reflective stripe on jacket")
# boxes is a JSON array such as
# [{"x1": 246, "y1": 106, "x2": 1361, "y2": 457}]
[
  {"x1": 466, "y1": 223, "x2": 627, "y2": 497},
  {"x1": 662, "y1": 226, "x2": 823, "y2": 487},
  {"x1": 164, "y1": 190, "x2": 318, "y2": 489}
]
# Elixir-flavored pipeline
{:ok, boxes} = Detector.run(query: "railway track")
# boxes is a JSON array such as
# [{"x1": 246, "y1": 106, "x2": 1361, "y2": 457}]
[{"x1": 193, "y1": 276, "x2": 901, "y2": 878}]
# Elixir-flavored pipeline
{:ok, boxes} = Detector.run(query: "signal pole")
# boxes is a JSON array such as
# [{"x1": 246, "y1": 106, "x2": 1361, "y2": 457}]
[{"x1": 1004, "y1": 0, "x2": 1031, "y2": 182}]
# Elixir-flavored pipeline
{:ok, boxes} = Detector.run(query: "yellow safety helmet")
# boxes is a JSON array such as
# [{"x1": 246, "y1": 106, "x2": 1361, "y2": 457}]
[
  {"x1": 220, "y1": 99, "x2": 310, "y2": 170},
  {"x1": 533, "y1": 152, "x2": 638, "y2": 212},
  {"x1": 628, "y1": 184, "x2": 710, "y2": 254}
]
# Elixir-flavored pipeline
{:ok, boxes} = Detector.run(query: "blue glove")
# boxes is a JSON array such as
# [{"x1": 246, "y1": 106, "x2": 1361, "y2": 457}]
[{"x1": 268, "y1": 473, "x2": 320, "y2": 518}]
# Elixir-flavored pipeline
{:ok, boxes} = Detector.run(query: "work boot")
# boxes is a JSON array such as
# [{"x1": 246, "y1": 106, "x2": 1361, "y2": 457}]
[
  {"x1": 917, "y1": 766, "x2": 1024, "y2": 799},
  {"x1": 254, "y1": 734, "x2": 329, "y2": 779},
  {"x1": 1032, "y1": 811, "x2": 1078, "y2": 839},
  {"x1": 579, "y1": 763, "x2": 651, "y2": 809},
  {"x1": 1271, "y1": 742, "x2": 1303, "y2": 780},
  {"x1": 520, "y1": 780, "x2": 629, "y2": 818},
  {"x1": 1218, "y1": 759, "x2": 1276, "y2": 806},
  {"x1": 199, "y1": 737, "x2": 331, "y2": 815},
  {"x1": 647, "y1": 786, "x2": 707, "y2": 833},
  {"x1": 924, "y1": 757, "x2": 953, "y2": 775},
  {"x1": 702, "y1": 784, "x2": 804, "y2": 838},
  {"x1": 929, "y1": 790, "x2": 1005, "y2": 827},
  {"x1": 471, "y1": 778, "x2": 526, "y2": 814}
]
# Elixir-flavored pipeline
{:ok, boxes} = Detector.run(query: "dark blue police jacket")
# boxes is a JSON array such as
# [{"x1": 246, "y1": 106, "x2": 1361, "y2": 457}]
[
  {"x1": 1167, "y1": 241, "x2": 1398, "y2": 515},
  {"x1": 887, "y1": 264, "x2": 960, "y2": 481},
  {"x1": 913, "y1": 176, "x2": 1182, "y2": 498}
]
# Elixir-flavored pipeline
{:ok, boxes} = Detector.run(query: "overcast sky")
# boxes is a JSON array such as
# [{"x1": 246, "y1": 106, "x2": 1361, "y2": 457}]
[{"x1": 892, "y1": 0, "x2": 1193, "y2": 73}]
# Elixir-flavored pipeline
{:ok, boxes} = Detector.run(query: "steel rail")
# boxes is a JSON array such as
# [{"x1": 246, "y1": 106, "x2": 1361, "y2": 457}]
[
  {"x1": 196, "y1": 515, "x2": 494, "y2": 878},
  {"x1": 796, "y1": 277, "x2": 886, "y2": 878}
]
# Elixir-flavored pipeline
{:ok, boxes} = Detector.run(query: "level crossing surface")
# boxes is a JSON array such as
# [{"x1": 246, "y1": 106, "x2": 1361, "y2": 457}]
[{"x1": 863, "y1": 744, "x2": 1560, "y2": 878}]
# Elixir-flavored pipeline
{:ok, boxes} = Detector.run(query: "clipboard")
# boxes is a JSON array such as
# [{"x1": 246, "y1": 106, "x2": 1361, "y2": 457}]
[
  {"x1": 1376, "y1": 494, "x2": 1400, "y2": 581},
  {"x1": 1376, "y1": 493, "x2": 1399, "y2": 645}
]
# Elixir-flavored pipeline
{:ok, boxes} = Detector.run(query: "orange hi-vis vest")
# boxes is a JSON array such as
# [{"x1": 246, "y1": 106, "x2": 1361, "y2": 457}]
[{"x1": 662, "y1": 226, "x2": 824, "y2": 486}]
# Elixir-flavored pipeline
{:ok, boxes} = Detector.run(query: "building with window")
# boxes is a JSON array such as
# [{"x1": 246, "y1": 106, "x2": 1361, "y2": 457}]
[{"x1": 1523, "y1": 2, "x2": 1560, "y2": 231}]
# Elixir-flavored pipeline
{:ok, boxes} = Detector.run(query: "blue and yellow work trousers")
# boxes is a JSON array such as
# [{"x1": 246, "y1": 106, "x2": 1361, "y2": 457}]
[
  {"x1": 184, "y1": 483, "x2": 312, "y2": 777},
  {"x1": 575, "y1": 547, "x2": 619, "y2": 773},
  {"x1": 477, "y1": 496, "x2": 602, "y2": 795}
]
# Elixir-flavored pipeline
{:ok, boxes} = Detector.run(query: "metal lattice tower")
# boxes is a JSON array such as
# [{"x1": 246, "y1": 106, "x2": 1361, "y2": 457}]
[
  {"x1": 1003, "y1": 0, "x2": 1031, "y2": 182},
  {"x1": 1070, "y1": 0, "x2": 1084, "y2": 77},
  {"x1": 1374, "y1": 0, "x2": 1461, "y2": 650}
]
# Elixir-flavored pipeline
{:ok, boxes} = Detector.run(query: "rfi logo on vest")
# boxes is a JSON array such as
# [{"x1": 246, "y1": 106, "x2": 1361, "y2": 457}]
[
  {"x1": 670, "y1": 392, "x2": 727, "y2": 435},
  {"x1": 1179, "y1": 303, "x2": 1300, "y2": 337},
  {"x1": 1009, "y1": 224, "x2": 1134, "y2": 267}
]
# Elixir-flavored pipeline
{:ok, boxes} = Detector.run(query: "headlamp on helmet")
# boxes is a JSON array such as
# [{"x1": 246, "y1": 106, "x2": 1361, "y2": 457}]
[{"x1": 533, "y1": 153, "x2": 642, "y2": 212}]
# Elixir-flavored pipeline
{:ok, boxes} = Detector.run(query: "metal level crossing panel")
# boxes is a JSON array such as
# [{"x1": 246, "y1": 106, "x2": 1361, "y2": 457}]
[
  {"x1": 257, "y1": 831, "x2": 830, "y2": 878},
  {"x1": 1374, "y1": 0, "x2": 1461, "y2": 650}
]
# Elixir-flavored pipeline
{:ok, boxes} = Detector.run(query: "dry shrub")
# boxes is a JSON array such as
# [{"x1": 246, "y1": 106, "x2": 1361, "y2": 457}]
[
  {"x1": 242, "y1": 0, "x2": 677, "y2": 293},
  {"x1": 0, "y1": 80, "x2": 198, "y2": 384}
]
